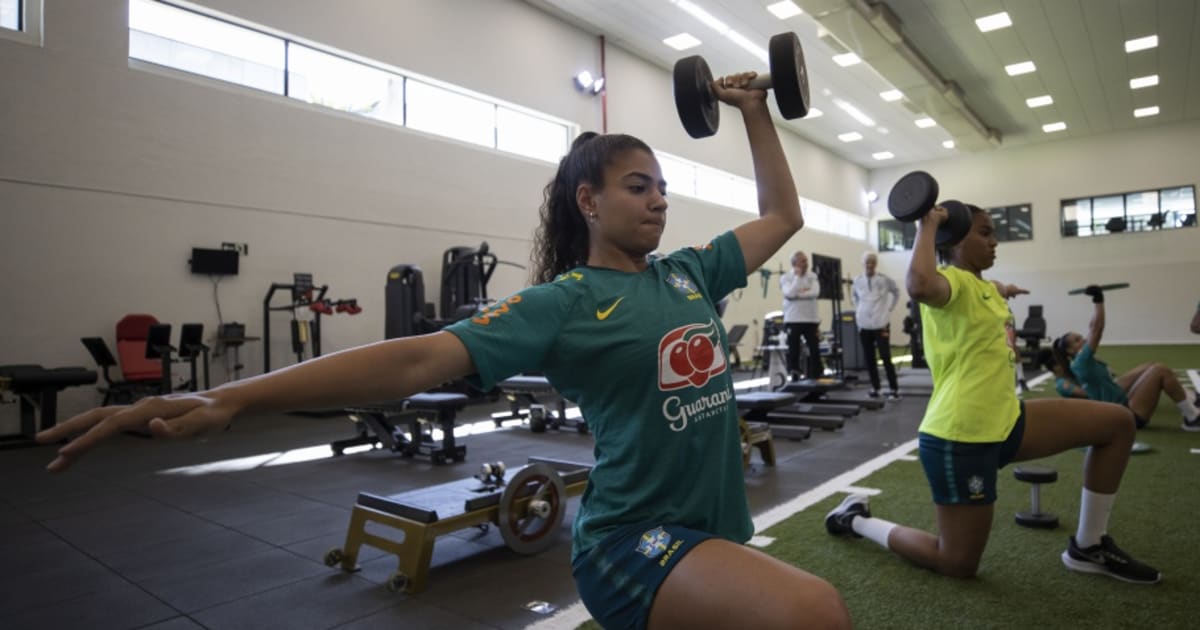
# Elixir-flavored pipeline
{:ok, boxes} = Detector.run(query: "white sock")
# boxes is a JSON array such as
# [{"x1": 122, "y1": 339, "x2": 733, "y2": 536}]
[
  {"x1": 1076, "y1": 488, "x2": 1115, "y2": 548},
  {"x1": 852, "y1": 516, "x2": 898, "y2": 550},
  {"x1": 1176, "y1": 396, "x2": 1199, "y2": 421}
]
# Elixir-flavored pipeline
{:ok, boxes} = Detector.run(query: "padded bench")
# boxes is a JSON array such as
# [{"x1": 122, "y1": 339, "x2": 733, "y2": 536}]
[
  {"x1": 495, "y1": 375, "x2": 587, "y2": 434},
  {"x1": 331, "y1": 392, "x2": 470, "y2": 464},
  {"x1": 736, "y1": 391, "x2": 811, "y2": 440},
  {"x1": 0, "y1": 364, "x2": 98, "y2": 449}
]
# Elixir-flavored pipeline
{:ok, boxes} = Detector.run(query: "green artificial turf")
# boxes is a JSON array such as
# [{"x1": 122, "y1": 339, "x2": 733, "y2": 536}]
[{"x1": 575, "y1": 345, "x2": 1199, "y2": 629}]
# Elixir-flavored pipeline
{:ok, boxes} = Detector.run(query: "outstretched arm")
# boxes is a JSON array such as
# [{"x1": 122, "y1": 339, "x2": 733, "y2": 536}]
[
  {"x1": 38, "y1": 331, "x2": 474, "y2": 472},
  {"x1": 1087, "y1": 300, "x2": 1106, "y2": 351},
  {"x1": 906, "y1": 207, "x2": 951, "y2": 307},
  {"x1": 718, "y1": 73, "x2": 804, "y2": 274},
  {"x1": 990, "y1": 280, "x2": 1030, "y2": 300}
]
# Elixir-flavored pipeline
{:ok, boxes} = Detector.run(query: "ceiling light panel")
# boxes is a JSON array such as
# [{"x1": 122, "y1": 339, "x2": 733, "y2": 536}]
[
  {"x1": 942, "y1": 140, "x2": 955, "y2": 149},
  {"x1": 1026, "y1": 95, "x2": 1053, "y2": 108},
  {"x1": 838, "y1": 132, "x2": 863, "y2": 142},
  {"x1": 914, "y1": 117, "x2": 936, "y2": 128},
  {"x1": 975, "y1": 12, "x2": 1012, "y2": 32},
  {"x1": 1129, "y1": 75, "x2": 1158, "y2": 89},
  {"x1": 872, "y1": 151, "x2": 894, "y2": 160},
  {"x1": 663, "y1": 33, "x2": 701, "y2": 51},
  {"x1": 880, "y1": 89, "x2": 903, "y2": 102},
  {"x1": 766, "y1": 1, "x2": 802, "y2": 20},
  {"x1": 1125, "y1": 35, "x2": 1158, "y2": 53},
  {"x1": 1134, "y1": 106, "x2": 1159, "y2": 118},
  {"x1": 832, "y1": 52, "x2": 861, "y2": 67},
  {"x1": 1005, "y1": 61, "x2": 1036, "y2": 76},
  {"x1": 1043, "y1": 122, "x2": 1066, "y2": 133}
]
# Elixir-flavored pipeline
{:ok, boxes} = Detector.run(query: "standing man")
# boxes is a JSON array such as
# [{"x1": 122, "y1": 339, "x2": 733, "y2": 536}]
[
  {"x1": 851, "y1": 252, "x2": 901, "y2": 399},
  {"x1": 780, "y1": 251, "x2": 822, "y2": 380}
]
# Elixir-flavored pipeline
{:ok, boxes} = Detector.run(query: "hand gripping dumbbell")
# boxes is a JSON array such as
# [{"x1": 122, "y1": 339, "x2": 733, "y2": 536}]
[
  {"x1": 673, "y1": 32, "x2": 811, "y2": 138},
  {"x1": 1013, "y1": 465, "x2": 1058, "y2": 529},
  {"x1": 886, "y1": 171, "x2": 974, "y2": 248}
]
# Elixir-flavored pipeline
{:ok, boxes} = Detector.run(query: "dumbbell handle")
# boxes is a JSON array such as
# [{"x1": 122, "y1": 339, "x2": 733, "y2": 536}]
[{"x1": 732, "y1": 74, "x2": 773, "y2": 90}]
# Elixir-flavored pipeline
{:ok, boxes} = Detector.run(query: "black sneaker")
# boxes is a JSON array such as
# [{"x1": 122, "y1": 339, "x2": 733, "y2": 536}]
[
  {"x1": 886, "y1": 390, "x2": 902, "y2": 401},
  {"x1": 825, "y1": 494, "x2": 870, "y2": 537},
  {"x1": 866, "y1": 390, "x2": 881, "y2": 398},
  {"x1": 1061, "y1": 535, "x2": 1161, "y2": 584}
]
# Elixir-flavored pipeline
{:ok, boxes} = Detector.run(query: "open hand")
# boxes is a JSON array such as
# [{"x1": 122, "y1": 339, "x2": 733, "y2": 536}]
[{"x1": 36, "y1": 393, "x2": 237, "y2": 473}]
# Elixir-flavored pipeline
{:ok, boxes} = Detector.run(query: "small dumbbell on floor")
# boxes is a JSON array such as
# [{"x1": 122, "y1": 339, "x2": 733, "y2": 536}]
[{"x1": 1013, "y1": 465, "x2": 1058, "y2": 529}]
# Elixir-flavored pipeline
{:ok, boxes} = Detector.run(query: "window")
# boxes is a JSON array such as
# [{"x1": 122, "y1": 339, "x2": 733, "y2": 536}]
[
  {"x1": 1061, "y1": 185, "x2": 1195, "y2": 237},
  {"x1": 1, "y1": 0, "x2": 19, "y2": 31},
  {"x1": 126, "y1": 1, "x2": 573, "y2": 163},
  {"x1": 876, "y1": 219, "x2": 914, "y2": 251},
  {"x1": 1, "y1": 0, "x2": 41, "y2": 44},
  {"x1": 987, "y1": 204, "x2": 1033, "y2": 242},
  {"x1": 129, "y1": 0, "x2": 285, "y2": 93}
]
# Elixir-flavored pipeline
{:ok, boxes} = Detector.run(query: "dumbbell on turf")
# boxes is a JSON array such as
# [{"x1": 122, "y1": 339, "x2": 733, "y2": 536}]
[
  {"x1": 1013, "y1": 465, "x2": 1058, "y2": 529},
  {"x1": 673, "y1": 32, "x2": 811, "y2": 138},
  {"x1": 886, "y1": 171, "x2": 974, "y2": 248}
]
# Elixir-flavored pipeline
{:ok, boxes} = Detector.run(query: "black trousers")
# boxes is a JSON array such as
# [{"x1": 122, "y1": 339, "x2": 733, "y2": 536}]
[
  {"x1": 785, "y1": 322, "x2": 823, "y2": 379},
  {"x1": 859, "y1": 327, "x2": 898, "y2": 392}
]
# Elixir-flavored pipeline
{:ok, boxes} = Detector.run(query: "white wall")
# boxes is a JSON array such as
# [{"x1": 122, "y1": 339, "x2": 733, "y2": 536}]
[
  {"x1": 0, "y1": 0, "x2": 871, "y2": 429},
  {"x1": 868, "y1": 119, "x2": 1200, "y2": 345}
]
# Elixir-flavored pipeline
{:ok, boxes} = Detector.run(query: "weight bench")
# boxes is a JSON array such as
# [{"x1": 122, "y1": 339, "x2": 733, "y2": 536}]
[
  {"x1": 0, "y1": 364, "x2": 98, "y2": 449},
  {"x1": 736, "y1": 391, "x2": 812, "y2": 440},
  {"x1": 326, "y1": 456, "x2": 591, "y2": 594},
  {"x1": 330, "y1": 392, "x2": 470, "y2": 464},
  {"x1": 494, "y1": 375, "x2": 587, "y2": 434}
]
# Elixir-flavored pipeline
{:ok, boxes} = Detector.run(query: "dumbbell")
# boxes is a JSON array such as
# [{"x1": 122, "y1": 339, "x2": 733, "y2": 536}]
[
  {"x1": 886, "y1": 171, "x2": 974, "y2": 248},
  {"x1": 1066, "y1": 282, "x2": 1130, "y2": 295},
  {"x1": 1013, "y1": 465, "x2": 1058, "y2": 529},
  {"x1": 673, "y1": 32, "x2": 811, "y2": 139}
]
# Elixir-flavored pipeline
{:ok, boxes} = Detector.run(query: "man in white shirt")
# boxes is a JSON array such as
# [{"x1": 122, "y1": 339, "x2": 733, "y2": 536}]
[
  {"x1": 851, "y1": 252, "x2": 901, "y2": 398},
  {"x1": 780, "y1": 251, "x2": 822, "y2": 380}
]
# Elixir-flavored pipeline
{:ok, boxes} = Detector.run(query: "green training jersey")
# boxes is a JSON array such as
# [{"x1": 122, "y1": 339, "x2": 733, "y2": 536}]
[
  {"x1": 445, "y1": 231, "x2": 752, "y2": 561},
  {"x1": 918, "y1": 266, "x2": 1020, "y2": 442}
]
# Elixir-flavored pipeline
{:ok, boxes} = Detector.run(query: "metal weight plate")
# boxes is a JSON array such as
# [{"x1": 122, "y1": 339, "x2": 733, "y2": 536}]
[
  {"x1": 498, "y1": 463, "x2": 566, "y2": 555},
  {"x1": 888, "y1": 171, "x2": 939, "y2": 222},
  {"x1": 768, "y1": 32, "x2": 811, "y2": 119},
  {"x1": 936, "y1": 200, "x2": 973, "y2": 247},
  {"x1": 673, "y1": 55, "x2": 720, "y2": 138},
  {"x1": 1067, "y1": 282, "x2": 1131, "y2": 295}
]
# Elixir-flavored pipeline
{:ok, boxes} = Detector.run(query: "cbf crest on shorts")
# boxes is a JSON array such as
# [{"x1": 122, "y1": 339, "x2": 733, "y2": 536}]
[
  {"x1": 636, "y1": 526, "x2": 672, "y2": 559},
  {"x1": 968, "y1": 475, "x2": 985, "y2": 499}
]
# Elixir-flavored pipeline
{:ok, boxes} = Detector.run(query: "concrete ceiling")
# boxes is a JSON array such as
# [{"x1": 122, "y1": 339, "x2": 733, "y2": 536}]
[{"x1": 523, "y1": 0, "x2": 1200, "y2": 169}]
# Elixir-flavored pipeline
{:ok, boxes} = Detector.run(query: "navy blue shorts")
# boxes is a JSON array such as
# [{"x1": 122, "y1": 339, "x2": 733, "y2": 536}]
[
  {"x1": 919, "y1": 403, "x2": 1026, "y2": 505},
  {"x1": 573, "y1": 523, "x2": 717, "y2": 630}
]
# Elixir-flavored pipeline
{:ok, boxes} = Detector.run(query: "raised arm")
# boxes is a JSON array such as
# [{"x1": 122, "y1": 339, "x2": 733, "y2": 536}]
[
  {"x1": 716, "y1": 73, "x2": 804, "y2": 274},
  {"x1": 38, "y1": 331, "x2": 474, "y2": 472},
  {"x1": 1087, "y1": 299, "x2": 1106, "y2": 351},
  {"x1": 906, "y1": 206, "x2": 951, "y2": 307}
]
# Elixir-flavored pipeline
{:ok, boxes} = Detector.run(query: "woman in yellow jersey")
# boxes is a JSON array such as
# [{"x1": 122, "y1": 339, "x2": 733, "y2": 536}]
[{"x1": 825, "y1": 203, "x2": 1162, "y2": 585}]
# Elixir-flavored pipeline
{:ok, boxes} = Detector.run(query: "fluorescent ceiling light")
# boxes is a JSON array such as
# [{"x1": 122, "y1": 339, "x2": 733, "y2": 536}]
[
  {"x1": 663, "y1": 33, "x2": 701, "y2": 51},
  {"x1": 832, "y1": 52, "x2": 861, "y2": 67},
  {"x1": 872, "y1": 151, "x2": 894, "y2": 160},
  {"x1": 880, "y1": 89, "x2": 903, "y2": 102},
  {"x1": 833, "y1": 99, "x2": 875, "y2": 126},
  {"x1": 914, "y1": 117, "x2": 937, "y2": 128},
  {"x1": 806, "y1": 107, "x2": 823, "y2": 118},
  {"x1": 1125, "y1": 35, "x2": 1158, "y2": 53},
  {"x1": 725, "y1": 29, "x2": 769, "y2": 64},
  {"x1": 1005, "y1": 61, "x2": 1036, "y2": 76},
  {"x1": 1026, "y1": 95, "x2": 1053, "y2": 108},
  {"x1": 975, "y1": 12, "x2": 1012, "y2": 32},
  {"x1": 1134, "y1": 106, "x2": 1159, "y2": 118},
  {"x1": 838, "y1": 132, "x2": 863, "y2": 142},
  {"x1": 1129, "y1": 74, "x2": 1158, "y2": 89},
  {"x1": 1042, "y1": 121, "x2": 1066, "y2": 133},
  {"x1": 767, "y1": 1, "x2": 803, "y2": 20},
  {"x1": 942, "y1": 140, "x2": 955, "y2": 149},
  {"x1": 673, "y1": 0, "x2": 729, "y2": 34}
]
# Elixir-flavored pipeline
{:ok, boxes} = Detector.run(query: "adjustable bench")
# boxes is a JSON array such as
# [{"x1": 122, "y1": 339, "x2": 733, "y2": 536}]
[
  {"x1": 736, "y1": 391, "x2": 813, "y2": 440},
  {"x1": 330, "y1": 392, "x2": 471, "y2": 464},
  {"x1": 0, "y1": 364, "x2": 98, "y2": 449},
  {"x1": 494, "y1": 375, "x2": 587, "y2": 434}
]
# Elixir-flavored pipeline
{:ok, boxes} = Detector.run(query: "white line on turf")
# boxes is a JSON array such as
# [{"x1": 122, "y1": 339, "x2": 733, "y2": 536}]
[
  {"x1": 898, "y1": 454, "x2": 918, "y2": 461},
  {"x1": 748, "y1": 535, "x2": 776, "y2": 547},
  {"x1": 1191, "y1": 448, "x2": 1200, "y2": 455},
  {"x1": 840, "y1": 485, "x2": 882, "y2": 496}
]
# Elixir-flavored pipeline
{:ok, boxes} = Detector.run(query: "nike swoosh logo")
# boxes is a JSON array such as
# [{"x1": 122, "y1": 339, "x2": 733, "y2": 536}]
[
  {"x1": 982, "y1": 294, "x2": 991, "y2": 300},
  {"x1": 596, "y1": 297, "x2": 625, "y2": 320}
]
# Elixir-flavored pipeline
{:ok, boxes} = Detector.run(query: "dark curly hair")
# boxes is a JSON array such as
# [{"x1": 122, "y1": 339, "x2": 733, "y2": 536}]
[{"x1": 530, "y1": 132, "x2": 654, "y2": 285}]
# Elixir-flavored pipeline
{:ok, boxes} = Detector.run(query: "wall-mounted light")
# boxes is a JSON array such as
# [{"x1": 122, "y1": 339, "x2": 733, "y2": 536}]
[
  {"x1": 574, "y1": 71, "x2": 605, "y2": 95},
  {"x1": 866, "y1": 191, "x2": 879, "y2": 203}
]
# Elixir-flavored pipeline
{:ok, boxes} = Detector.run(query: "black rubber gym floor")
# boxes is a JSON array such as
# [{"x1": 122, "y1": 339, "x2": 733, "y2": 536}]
[{"x1": 0, "y1": 370, "x2": 927, "y2": 630}]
